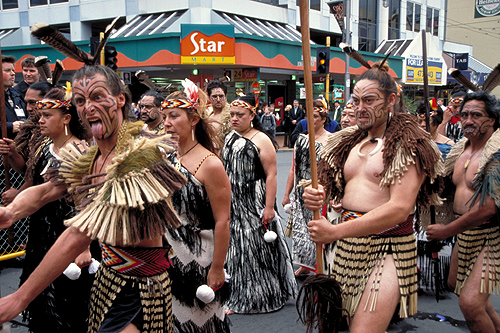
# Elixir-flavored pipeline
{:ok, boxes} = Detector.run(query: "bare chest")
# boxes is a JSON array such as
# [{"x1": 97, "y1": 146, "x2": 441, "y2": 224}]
[{"x1": 344, "y1": 141, "x2": 385, "y2": 184}]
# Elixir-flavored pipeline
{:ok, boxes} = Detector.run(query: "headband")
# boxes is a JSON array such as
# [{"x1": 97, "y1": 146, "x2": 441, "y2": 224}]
[
  {"x1": 37, "y1": 100, "x2": 72, "y2": 110},
  {"x1": 161, "y1": 99, "x2": 198, "y2": 109},
  {"x1": 450, "y1": 97, "x2": 464, "y2": 105},
  {"x1": 230, "y1": 100, "x2": 257, "y2": 114},
  {"x1": 417, "y1": 111, "x2": 436, "y2": 120},
  {"x1": 313, "y1": 106, "x2": 328, "y2": 114},
  {"x1": 344, "y1": 102, "x2": 354, "y2": 109}
]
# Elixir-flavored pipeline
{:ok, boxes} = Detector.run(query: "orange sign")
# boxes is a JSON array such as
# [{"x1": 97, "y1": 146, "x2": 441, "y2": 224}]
[{"x1": 181, "y1": 25, "x2": 235, "y2": 65}]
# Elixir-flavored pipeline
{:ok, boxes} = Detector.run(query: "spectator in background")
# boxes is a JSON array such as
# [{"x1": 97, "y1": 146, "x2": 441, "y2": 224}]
[
  {"x1": 13, "y1": 57, "x2": 40, "y2": 100},
  {"x1": 287, "y1": 100, "x2": 303, "y2": 147},
  {"x1": 282, "y1": 104, "x2": 291, "y2": 147},
  {"x1": 332, "y1": 100, "x2": 342, "y2": 123},
  {"x1": 437, "y1": 91, "x2": 466, "y2": 142},
  {"x1": 437, "y1": 98, "x2": 446, "y2": 111},
  {"x1": 260, "y1": 102, "x2": 277, "y2": 139},
  {"x1": 340, "y1": 101, "x2": 357, "y2": 129},
  {"x1": 2, "y1": 55, "x2": 27, "y2": 139}
]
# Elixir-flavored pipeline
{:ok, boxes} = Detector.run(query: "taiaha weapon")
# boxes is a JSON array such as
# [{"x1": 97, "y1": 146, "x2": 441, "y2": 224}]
[
  {"x1": 421, "y1": 29, "x2": 441, "y2": 302},
  {"x1": 0, "y1": 44, "x2": 11, "y2": 190},
  {"x1": 295, "y1": 1, "x2": 343, "y2": 332}
]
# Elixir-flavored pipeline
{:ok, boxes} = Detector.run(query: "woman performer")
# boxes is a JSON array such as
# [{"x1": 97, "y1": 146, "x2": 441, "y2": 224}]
[
  {"x1": 282, "y1": 98, "x2": 331, "y2": 276},
  {"x1": 223, "y1": 93, "x2": 297, "y2": 314},
  {"x1": 415, "y1": 101, "x2": 455, "y2": 157},
  {"x1": 162, "y1": 80, "x2": 231, "y2": 332},
  {"x1": 4, "y1": 87, "x2": 93, "y2": 332}
]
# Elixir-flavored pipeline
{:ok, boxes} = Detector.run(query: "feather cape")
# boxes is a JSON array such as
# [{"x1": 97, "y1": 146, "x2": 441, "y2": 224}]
[
  {"x1": 57, "y1": 120, "x2": 186, "y2": 246},
  {"x1": 318, "y1": 113, "x2": 444, "y2": 208}
]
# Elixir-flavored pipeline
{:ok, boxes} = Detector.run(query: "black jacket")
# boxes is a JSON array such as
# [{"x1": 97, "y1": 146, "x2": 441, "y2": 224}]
[{"x1": 3, "y1": 88, "x2": 28, "y2": 139}]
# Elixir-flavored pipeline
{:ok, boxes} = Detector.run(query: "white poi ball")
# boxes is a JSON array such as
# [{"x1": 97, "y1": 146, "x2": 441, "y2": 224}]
[
  {"x1": 196, "y1": 284, "x2": 215, "y2": 303},
  {"x1": 264, "y1": 230, "x2": 277, "y2": 242},
  {"x1": 63, "y1": 262, "x2": 81, "y2": 280},
  {"x1": 88, "y1": 258, "x2": 100, "y2": 274}
]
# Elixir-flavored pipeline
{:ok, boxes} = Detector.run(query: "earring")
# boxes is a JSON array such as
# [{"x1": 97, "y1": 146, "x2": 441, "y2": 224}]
[
  {"x1": 192, "y1": 126, "x2": 195, "y2": 141},
  {"x1": 65, "y1": 124, "x2": 68, "y2": 136}
]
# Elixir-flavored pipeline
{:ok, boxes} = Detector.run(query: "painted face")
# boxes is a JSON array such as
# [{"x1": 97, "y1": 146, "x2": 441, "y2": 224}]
[
  {"x1": 72, "y1": 74, "x2": 124, "y2": 141},
  {"x1": 162, "y1": 107, "x2": 195, "y2": 143},
  {"x1": 2, "y1": 62, "x2": 15, "y2": 88},
  {"x1": 209, "y1": 87, "x2": 226, "y2": 110},
  {"x1": 459, "y1": 100, "x2": 495, "y2": 139},
  {"x1": 22, "y1": 65, "x2": 40, "y2": 85},
  {"x1": 38, "y1": 101, "x2": 68, "y2": 139},
  {"x1": 24, "y1": 88, "x2": 43, "y2": 118},
  {"x1": 341, "y1": 108, "x2": 356, "y2": 129},
  {"x1": 352, "y1": 79, "x2": 389, "y2": 131},
  {"x1": 138, "y1": 95, "x2": 161, "y2": 123},
  {"x1": 229, "y1": 106, "x2": 254, "y2": 133}
]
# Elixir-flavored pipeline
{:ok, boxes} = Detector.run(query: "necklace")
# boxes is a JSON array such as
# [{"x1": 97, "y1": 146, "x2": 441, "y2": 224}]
[
  {"x1": 357, "y1": 137, "x2": 383, "y2": 157},
  {"x1": 238, "y1": 127, "x2": 252, "y2": 138},
  {"x1": 464, "y1": 142, "x2": 486, "y2": 169},
  {"x1": 180, "y1": 142, "x2": 199, "y2": 158},
  {"x1": 315, "y1": 129, "x2": 326, "y2": 141},
  {"x1": 96, "y1": 146, "x2": 116, "y2": 174},
  {"x1": 55, "y1": 135, "x2": 73, "y2": 152}
]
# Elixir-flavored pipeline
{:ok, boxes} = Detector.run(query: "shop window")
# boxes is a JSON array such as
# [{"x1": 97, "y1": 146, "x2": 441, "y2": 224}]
[
  {"x1": 252, "y1": 0, "x2": 280, "y2": 6},
  {"x1": 388, "y1": 0, "x2": 400, "y2": 39},
  {"x1": 30, "y1": 0, "x2": 67, "y2": 6},
  {"x1": 358, "y1": 0, "x2": 377, "y2": 52},
  {"x1": 2, "y1": 0, "x2": 18, "y2": 10},
  {"x1": 406, "y1": 2, "x2": 421, "y2": 32},
  {"x1": 425, "y1": 7, "x2": 439, "y2": 36}
]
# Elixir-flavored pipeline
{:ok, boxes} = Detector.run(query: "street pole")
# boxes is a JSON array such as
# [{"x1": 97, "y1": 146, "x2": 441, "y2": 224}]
[
  {"x1": 325, "y1": 36, "x2": 330, "y2": 105},
  {"x1": 344, "y1": 0, "x2": 351, "y2": 102}
]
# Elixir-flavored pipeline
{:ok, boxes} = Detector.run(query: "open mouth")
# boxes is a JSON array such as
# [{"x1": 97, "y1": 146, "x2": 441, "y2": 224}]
[{"x1": 88, "y1": 118, "x2": 103, "y2": 138}]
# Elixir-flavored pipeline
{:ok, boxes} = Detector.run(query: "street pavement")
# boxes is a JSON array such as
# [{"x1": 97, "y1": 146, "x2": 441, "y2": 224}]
[{"x1": 0, "y1": 146, "x2": 499, "y2": 332}]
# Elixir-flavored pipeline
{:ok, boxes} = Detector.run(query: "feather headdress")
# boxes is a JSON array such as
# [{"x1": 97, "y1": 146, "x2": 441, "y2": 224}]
[
  {"x1": 339, "y1": 42, "x2": 372, "y2": 69},
  {"x1": 30, "y1": 17, "x2": 120, "y2": 66},
  {"x1": 448, "y1": 63, "x2": 500, "y2": 93}
]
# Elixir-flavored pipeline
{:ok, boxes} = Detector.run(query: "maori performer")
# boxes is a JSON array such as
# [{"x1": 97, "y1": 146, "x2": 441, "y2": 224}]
[
  {"x1": 427, "y1": 90, "x2": 500, "y2": 332},
  {"x1": 282, "y1": 98, "x2": 331, "y2": 277},
  {"x1": 162, "y1": 80, "x2": 231, "y2": 332},
  {"x1": 223, "y1": 93, "x2": 297, "y2": 314},
  {"x1": 303, "y1": 61, "x2": 443, "y2": 332},
  {"x1": 0, "y1": 65, "x2": 186, "y2": 332}
]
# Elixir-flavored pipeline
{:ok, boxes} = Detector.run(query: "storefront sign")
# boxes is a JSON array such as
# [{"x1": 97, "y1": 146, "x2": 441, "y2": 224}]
[
  {"x1": 475, "y1": 0, "x2": 500, "y2": 17},
  {"x1": 453, "y1": 53, "x2": 469, "y2": 70},
  {"x1": 233, "y1": 68, "x2": 260, "y2": 82},
  {"x1": 405, "y1": 57, "x2": 443, "y2": 85},
  {"x1": 181, "y1": 24, "x2": 235, "y2": 64}
]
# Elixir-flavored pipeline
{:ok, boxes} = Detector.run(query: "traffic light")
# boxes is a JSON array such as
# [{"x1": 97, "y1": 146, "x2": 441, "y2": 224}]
[
  {"x1": 104, "y1": 45, "x2": 118, "y2": 71},
  {"x1": 316, "y1": 47, "x2": 330, "y2": 74}
]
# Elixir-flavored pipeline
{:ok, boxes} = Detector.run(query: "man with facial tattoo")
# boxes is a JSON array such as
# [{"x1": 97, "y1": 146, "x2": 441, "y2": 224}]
[
  {"x1": 138, "y1": 90, "x2": 165, "y2": 135},
  {"x1": 303, "y1": 61, "x2": 443, "y2": 332},
  {"x1": 0, "y1": 65, "x2": 185, "y2": 333},
  {"x1": 427, "y1": 90, "x2": 500, "y2": 333}
]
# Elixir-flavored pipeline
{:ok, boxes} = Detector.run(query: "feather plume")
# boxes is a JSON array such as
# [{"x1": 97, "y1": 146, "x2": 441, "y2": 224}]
[
  {"x1": 51, "y1": 60, "x2": 65, "y2": 86},
  {"x1": 91, "y1": 16, "x2": 120, "y2": 65},
  {"x1": 34, "y1": 56, "x2": 52, "y2": 82},
  {"x1": 135, "y1": 70, "x2": 157, "y2": 90},
  {"x1": 339, "y1": 42, "x2": 371, "y2": 69},
  {"x1": 448, "y1": 68, "x2": 478, "y2": 92},
  {"x1": 482, "y1": 64, "x2": 500, "y2": 93},
  {"x1": 31, "y1": 22, "x2": 94, "y2": 65},
  {"x1": 379, "y1": 44, "x2": 397, "y2": 70}
]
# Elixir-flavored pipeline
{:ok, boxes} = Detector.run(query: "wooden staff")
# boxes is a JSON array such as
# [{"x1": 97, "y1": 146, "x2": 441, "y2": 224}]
[
  {"x1": 296, "y1": 1, "x2": 343, "y2": 332},
  {"x1": 421, "y1": 29, "x2": 440, "y2": 302},
  {"x1": 0, "y1": 43, "x2": 11, "y2": 190}
]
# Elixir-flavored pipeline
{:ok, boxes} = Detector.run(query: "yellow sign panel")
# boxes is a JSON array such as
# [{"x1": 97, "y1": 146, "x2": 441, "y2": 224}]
[{"x1": 181, "y1": 56, "x2": 235, "y2": 65}]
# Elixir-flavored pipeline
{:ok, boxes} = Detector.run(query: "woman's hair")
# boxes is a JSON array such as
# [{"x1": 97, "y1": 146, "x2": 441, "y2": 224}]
[
  {"x1": 72, "y1": 65, "x2": 135, "y2": 121},
  {"x1": 165, "y1": 89, "x2": 220, "y2": 153},
  {"x1": 312, "y1": 99, "x2": 331, "y2": 127},
  {"x1": 416, "y1": 100, "x2": 443, "y2": 127},
  {"x1": 28, "y1": 81, "x2": 53, "y2": 98},
  {"x1": 43, "y1": 87, "x2": 91, "y2": 140},
  {"x1": 233, "y1": 93, "x2": 278, "y2": 149},
  {"x1": 358, "y1": 61, "x2": 398, "y2": 100}
]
